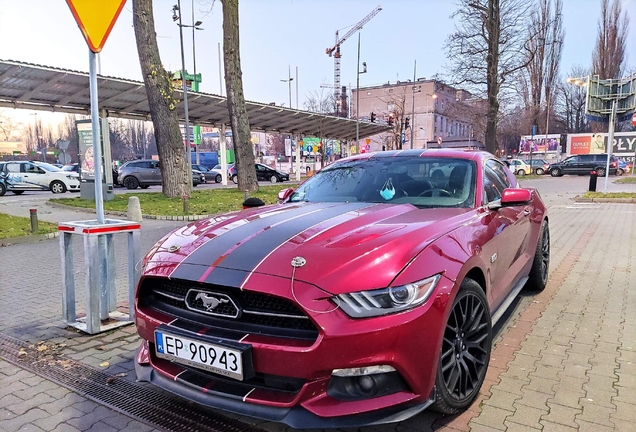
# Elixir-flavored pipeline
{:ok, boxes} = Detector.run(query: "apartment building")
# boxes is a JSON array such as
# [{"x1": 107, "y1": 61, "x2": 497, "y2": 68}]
[{"x1": 352, "y1": 79, "x2": 480, "y2": 152}]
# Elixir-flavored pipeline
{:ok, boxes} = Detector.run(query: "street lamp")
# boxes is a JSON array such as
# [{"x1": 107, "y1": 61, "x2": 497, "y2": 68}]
[
  {"x1": 280, "y1": 65, "x2": 294, "y2": 109},
  {"x1": 173, "y1": 1, "x2": 193, "y2": 189},
  {"x1": 423, "y1": 93, "x2": 437, "y2": 149},
  {"x1": 355, "y1": 33, "x2": 367, "y2": 152}
]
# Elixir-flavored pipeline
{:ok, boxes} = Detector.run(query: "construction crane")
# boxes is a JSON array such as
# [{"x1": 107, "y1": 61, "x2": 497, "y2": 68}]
[{"x1": 326, "y1": 5, "x2": 382, "y2": 117}]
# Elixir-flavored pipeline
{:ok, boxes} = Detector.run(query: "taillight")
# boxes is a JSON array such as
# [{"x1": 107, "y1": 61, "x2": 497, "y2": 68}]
[{"x1": 611, "y1": 161, "x2": 617, "y2": 168}]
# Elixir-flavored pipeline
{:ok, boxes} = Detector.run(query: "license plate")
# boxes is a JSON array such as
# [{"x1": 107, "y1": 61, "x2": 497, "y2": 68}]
[{"x1": 155, "y1": 330, "x2": 244, "y2": 380}]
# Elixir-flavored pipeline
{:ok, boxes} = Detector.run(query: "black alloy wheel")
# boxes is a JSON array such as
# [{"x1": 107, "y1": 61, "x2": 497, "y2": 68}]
[
  {"x1": 124, "y1": 176, "x2": 139, "y2": 190},
  {"x1": 526, "y1": 220, "x2": 550, "y2": 291},
  {"x1": 215, "y1": 174, "x2": 222, "y2": 183},
  {"x1": 12, "y1": 190, "x2": 24, "y2": 195},
  {"x1": 432, "y1": 278, "x2": 492, "y2": 414},
  {"x1": 550, "y1": 168, "x2": 561, "y2": 177}
]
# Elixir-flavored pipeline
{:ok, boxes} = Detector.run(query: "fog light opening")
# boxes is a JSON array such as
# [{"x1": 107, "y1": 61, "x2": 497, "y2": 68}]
[{"x1": 358, "y1": 375, "x2": 376, "y2": 393}]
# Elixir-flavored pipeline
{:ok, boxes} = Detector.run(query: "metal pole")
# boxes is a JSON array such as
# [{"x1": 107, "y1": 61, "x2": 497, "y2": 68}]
[
  {"x1": 178, "y1": 0, "x2": 193, "y2": 189},
  {"x1": 89, "y1": 50, "x2": 104, "y2": 223},
  {"x1": 410, "y1": 59, "x2": 416, "y2": 149},
  {"x1": 288, "y1": 65, "x2": 292, "y2": 109},
  {"x1": 604, "y1": 99, "x2": 617, "y2": 194},
  {"x1": 355, "y1": 33, "x2": 360, "y2": 151},
  {"x1": 295, "y1": 66, "x2": 299, "y2": 110},
  {"x1": 218, "y1": 42, "x2": 223, "y2": 96},
  {"x1": 192, "y1": 0, "x2": 200, "y2": 165}
]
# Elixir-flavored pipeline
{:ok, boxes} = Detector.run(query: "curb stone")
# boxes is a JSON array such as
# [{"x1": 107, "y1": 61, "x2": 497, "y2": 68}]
[
  {"x1": 0, "y1": 231, "x2": 58, "y2": 247},
  {"x1": 46, "y1": 200, "x2": 214, "y2": 221}
]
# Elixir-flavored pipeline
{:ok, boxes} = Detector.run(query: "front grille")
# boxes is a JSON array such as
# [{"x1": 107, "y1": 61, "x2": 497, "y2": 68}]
[{"x1": 140, "y1": 277, "x2": 319, "y2": 340}]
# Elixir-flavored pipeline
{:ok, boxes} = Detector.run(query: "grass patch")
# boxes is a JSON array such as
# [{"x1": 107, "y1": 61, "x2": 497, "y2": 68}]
[
  {"x1": 50, "y1": 186, "x2": 286, "y2": 216},
  {"x1": 615, "y1": 176, "x2": 636, "y2": 184},
  {"x1": 0, "y1": 213, "x2": 58, "y2": 240},
  {"x1": 582, "y1": 191, "x2": 636, "y2": 199}
]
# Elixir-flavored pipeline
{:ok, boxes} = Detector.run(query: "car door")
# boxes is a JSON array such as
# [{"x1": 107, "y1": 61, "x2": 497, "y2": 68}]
[
  {"x1": 149, "y1": 161, "x2": 162, "y2": 184},
  {"x1": 4, "y1": 162, "x2": 28, "y2": 189},
  {"x1": 561, "y1": 156, "x2": 580, "y2": 175},
  {"x1": 481, "y1": 160, "x2": 532, "y2": 308},
  {"x1": 255, "y1": 164, "x2": 268, "y2": 181},
  {"x1": 20, "y1": 162, "x2": 49, "y2": 190}
]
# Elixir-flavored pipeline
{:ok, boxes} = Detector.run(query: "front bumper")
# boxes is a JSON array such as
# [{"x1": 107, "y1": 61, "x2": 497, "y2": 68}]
[
  {"x1": 134, "y1": 274, "x2": 454, "y2": 426},
  {"x1": 135, "y1": 344, "x2": 434, "y2": 428}
]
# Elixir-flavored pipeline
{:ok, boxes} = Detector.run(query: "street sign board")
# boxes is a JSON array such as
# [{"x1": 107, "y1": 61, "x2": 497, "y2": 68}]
[{"x1": 66, "y1": 0, "x2": 127, "y2": 53}]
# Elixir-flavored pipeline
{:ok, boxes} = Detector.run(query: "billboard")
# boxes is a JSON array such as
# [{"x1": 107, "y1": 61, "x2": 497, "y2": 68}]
[
  {"x1": 567, "y1": 132, "x2": 636, "y2": 156},
  {"x1": 518, "y1": 134, "x2": 561, "y2": 154}
]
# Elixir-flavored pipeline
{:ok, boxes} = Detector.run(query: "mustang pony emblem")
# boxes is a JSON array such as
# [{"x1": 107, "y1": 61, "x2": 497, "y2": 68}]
[{"x1": 195, "y1": 293, "x2": 229, "y2": 311}]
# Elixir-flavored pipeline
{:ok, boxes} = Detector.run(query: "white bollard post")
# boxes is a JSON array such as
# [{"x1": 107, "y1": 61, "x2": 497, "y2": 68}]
[{"x1": 127, "y1": 196, "x2": 142, "y2": 222}]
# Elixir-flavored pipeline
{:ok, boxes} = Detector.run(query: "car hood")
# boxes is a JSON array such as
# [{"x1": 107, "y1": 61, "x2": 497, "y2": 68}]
[{"x1": 143, "y1": 202, "x2": 475, "y2": 294}]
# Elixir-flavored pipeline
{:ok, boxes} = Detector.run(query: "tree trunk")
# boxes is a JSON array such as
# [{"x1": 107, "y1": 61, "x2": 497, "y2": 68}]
[
  {"x1": 132, "y1": 0, "x2": 189, "y2": 198},
  {"x1": 222, "y1": 0, "x2": 258, "y2": 192},
  {"x1": 484, "y1": 0, "x2": 501, "y2": 154}
]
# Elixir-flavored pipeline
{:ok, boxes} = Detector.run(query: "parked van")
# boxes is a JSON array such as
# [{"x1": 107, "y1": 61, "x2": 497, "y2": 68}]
[{"x1": 548, "y1": 154, "x2": 618, "y2": 177}]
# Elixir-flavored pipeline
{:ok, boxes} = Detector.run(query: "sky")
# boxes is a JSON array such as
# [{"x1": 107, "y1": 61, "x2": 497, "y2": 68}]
[{"x1": 1, "y1": 0, "x2": 635, "y2": 127}]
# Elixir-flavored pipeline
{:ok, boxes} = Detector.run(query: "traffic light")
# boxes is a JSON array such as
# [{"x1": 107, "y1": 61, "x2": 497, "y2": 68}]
[
  {"x1": 388, "y1": 114, "x2": 394, "y2": 126},
  {"x1": 405, "y1": 117, "x2": 410, "y2": 129},
  {"x1": 370, "y1": 112, "x2": 376, "y2": 122}
]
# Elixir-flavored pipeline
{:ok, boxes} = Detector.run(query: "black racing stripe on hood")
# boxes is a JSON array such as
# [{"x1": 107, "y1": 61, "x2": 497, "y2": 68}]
[{"x1": 171, "y1": 202, "x2": 370, "y2": 282}]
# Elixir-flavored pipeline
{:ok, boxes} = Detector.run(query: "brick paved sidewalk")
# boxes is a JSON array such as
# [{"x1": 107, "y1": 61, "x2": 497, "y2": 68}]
[{"x1": 0, "y1": 179, "x2": 635, "y2": 431}]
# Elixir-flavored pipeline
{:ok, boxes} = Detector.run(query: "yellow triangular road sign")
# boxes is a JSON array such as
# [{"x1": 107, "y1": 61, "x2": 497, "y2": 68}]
[{"x1": 66, "y1": 0, "x2": 127, "y2": 53}]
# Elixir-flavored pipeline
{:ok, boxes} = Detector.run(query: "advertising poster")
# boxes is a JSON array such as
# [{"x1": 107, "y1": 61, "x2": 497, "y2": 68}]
[
  {"x1": 518, "y1": 134, "x2": 561, "y2": 154},
  {"x1": 76, "y1": 120, "x2": 95, "y2": 181},
  {"x1": 567, "y1": 132, "x2": 636, "y2": 157}
]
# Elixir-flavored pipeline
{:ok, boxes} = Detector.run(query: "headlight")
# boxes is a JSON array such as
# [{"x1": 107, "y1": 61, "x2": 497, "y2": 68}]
[
  {"x1": 66, "y1": 175, "x2": 75, "y2": 180},
  {"x1": 335, "y1": 274, "x2": 441, "y2": 318}
]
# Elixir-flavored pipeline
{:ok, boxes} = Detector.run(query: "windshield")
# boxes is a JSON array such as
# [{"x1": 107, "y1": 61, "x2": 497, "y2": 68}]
[
  {"x1": 37, "y1": 162, "x2": 63, "y2": 172},
  {"x1": 289, "y1": 156, "x2": 476, "y2": 208}
]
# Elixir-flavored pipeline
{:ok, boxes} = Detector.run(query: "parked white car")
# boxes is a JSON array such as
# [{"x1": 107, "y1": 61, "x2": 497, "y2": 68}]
[
  {"x1": 508, "y1": 159, "x2": 532, "y2": 176},
  {"x1": 0, "y1": 161, "x2": 80, "y2": 194}
]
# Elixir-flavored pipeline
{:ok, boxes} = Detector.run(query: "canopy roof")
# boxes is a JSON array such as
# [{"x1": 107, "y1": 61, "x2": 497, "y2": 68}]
[{"x1": 0, "y1": 60, "x2": 389, "y2": 140}]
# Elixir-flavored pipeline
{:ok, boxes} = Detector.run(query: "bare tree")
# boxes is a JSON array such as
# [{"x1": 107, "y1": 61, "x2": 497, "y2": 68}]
[
  {"x1": 446, "y1": 0, "x2": 533, "y2": 154},
  {"x1": 0, "y1": 113, "x2": 22, "y2": 141},
  {"x1": 304, "y1": 88, "x2": 335, "y2": 165},
  {"x1": 522, "y1": 0, "x2": 564, "y2": 135},
  {"x1": 222, "y1": 0, "x2": 258, "y2": 192},
  {"x1": 132, "y1": 0, "x2": 189, "y2": 198},
  {"x1": 557, "y1": 66, "x2": 590, "y2": 133},
  {"x1": 592, "y1": 0, "x2": 629, "y2": 80},
  {"x1": 379, "y1": 87, "x2": 408, "y2": 150}
]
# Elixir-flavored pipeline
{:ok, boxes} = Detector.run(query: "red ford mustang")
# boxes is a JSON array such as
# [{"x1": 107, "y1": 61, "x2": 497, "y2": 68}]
[{"x1": 134, "y1": 149, "x2": 549, "y2": 427}]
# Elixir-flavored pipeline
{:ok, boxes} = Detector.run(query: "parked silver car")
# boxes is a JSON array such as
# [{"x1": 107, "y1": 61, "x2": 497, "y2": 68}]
[{"x1": 118, "y1": 159, "x2": 203, "y2": 189}]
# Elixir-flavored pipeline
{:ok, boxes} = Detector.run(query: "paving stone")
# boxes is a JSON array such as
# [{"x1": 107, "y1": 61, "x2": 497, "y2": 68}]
[
  {"x1": 574, "y1": 419, "x2": 615, "y2": 432},
  {"x1": 469, "y1": 406, "x2": 511, "y2": 430},
  {"x1": 541, "y1": 402, "x2": 581, "y2": 429},
  {"x1": 506, "y1": 403, "x2": 546, "y2": 429},
  {"x1": 516, "y1": 388, "x2": 550, "y2": 411},
  {"x1": 612, "y1": 400, "x2": 636, "y2": 422},
  {"x1": 481, "y1": 388, "x2": 517, "y2": 412},
  {"x1": 33, "y1": 406, "x2": 85, "y2": 431},
  {"x1": 538, "y1": 420, "x2": 578, "y2": 431},
  {"x1": 0, "y1": 407, "x2": 49, "y2": 431},
  {"x1": 522, "y1": 376, "x2": 557, "y2": 395},
  {"x1": 576, "y1": 400, "x2": 616, "y2": 427}
]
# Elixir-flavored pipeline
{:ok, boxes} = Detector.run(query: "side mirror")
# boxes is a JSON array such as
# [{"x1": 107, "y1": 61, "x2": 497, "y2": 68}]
[
  {"x1": 488, "y1": 188, "x2": 532, "y2": 210},
  {"x1": 277, "y1": 187, "x2": 294, "y2": 203}
]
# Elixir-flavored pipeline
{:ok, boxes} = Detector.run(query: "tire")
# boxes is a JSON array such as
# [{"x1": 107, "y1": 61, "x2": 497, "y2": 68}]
[
  {"x1": 516, "y1": 170, "x2": 525, "y2": 176},
  {"x1": 270, "y1": 175, "x2": 279, "y2": 183},
  {"x1": 526, "y1": 219, "x2": 550, "y2": 292},
  {"x1": 535, "y1": 168, "x2": 544, "y2": 176},
  {"x1": 432, "y1": 278, "x2": 492, "y2": 414},
  {"x1": 12, "y1": 190, "x2": 24, "y2": 195},
  {"x1": 597, "y1": 168, "x2": 606, "y2": 177},
  {"x1": 215, "y1": 174, "x2": 222, "y2": 183},
  {"x1": 617, "y1": 169, "x2": 624, "y2": 176},
  {"x1": 140, "y1": 185, "x2": 150, "y2": 189},
  {"x1": 231, "y1": 175, "x2": 238, "y2": 184},
  {"x1": 0, "y1": 182, "x2": 6, "y2": 196},
  {"x1": 124, "y1": 176, "x2": 139, "y2": 190},
  {"x1": 50, "y1": 180, "x2": 67, "y2": 194},
  {"x1": 550, "y1": 168, "x2": 561, "y2": 177}
]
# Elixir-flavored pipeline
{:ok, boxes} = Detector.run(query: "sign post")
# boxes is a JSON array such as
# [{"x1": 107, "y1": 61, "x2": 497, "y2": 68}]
[{"x1": 66, "y1": 0, "x2": 126, "y2": 222}]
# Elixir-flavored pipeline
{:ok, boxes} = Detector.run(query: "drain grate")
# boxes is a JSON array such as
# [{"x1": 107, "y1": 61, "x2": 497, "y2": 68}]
[{"x1": 0, "y1": 333, "x2": 265, "y2": 432}]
